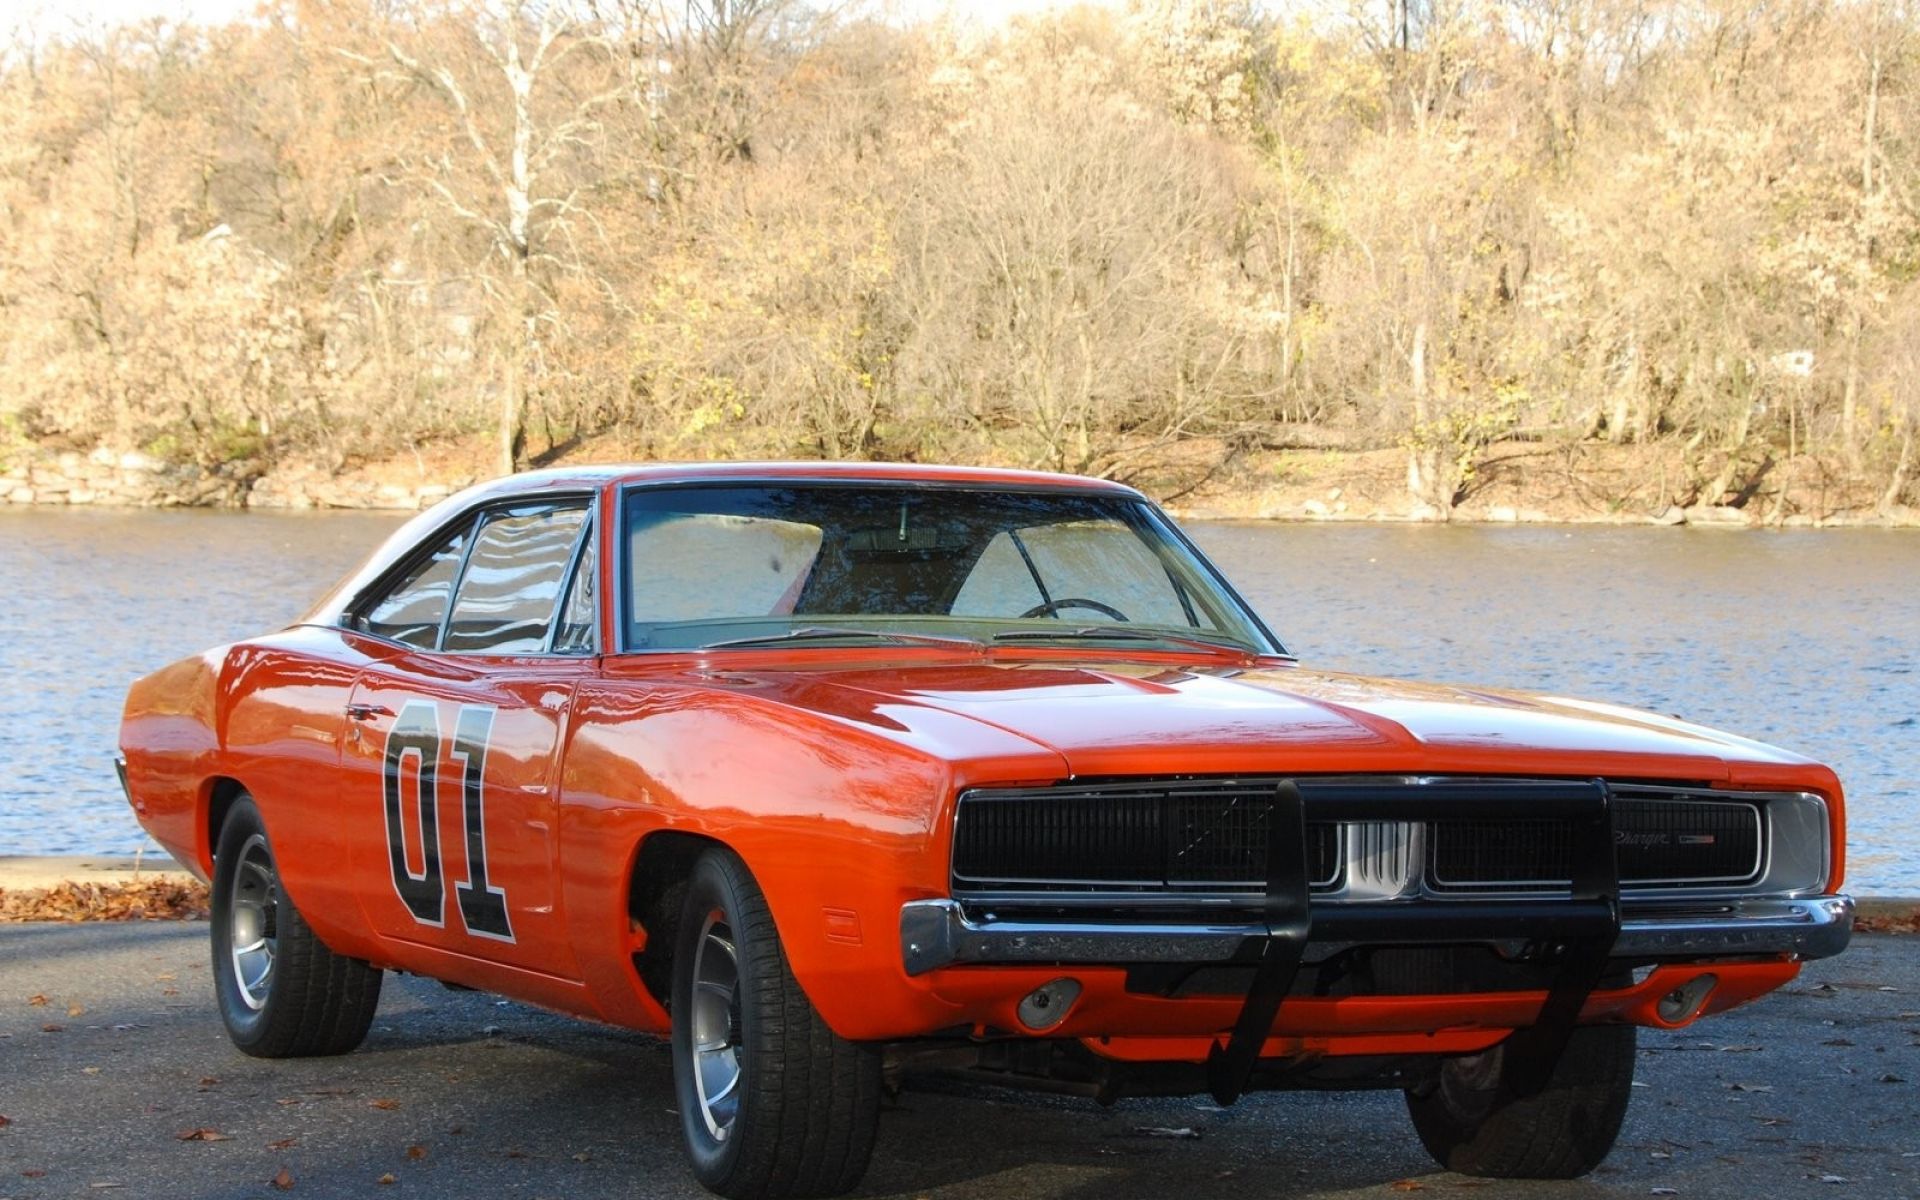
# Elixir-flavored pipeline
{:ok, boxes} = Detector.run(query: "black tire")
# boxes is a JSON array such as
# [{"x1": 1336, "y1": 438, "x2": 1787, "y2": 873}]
[
  {"x1": 209, "y1": 796, "x2": 383, "y2": 1057},
  {"x1": 1404, "y1": 1024, "x2": 1637, "y2": 1178},
  {"x1": 670, "y1": 848, "x2": 881, "y2": 1199}
]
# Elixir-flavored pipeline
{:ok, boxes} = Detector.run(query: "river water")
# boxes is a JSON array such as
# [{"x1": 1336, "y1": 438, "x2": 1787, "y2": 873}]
[{"x1": 2, "y1": 509, "x2": 1914, "y2": 893}]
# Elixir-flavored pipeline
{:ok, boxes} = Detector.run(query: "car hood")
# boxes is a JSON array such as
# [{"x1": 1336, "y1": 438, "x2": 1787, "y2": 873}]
[{"x1": 686, "y1": 658, "x2": 1822, "y2": 787}]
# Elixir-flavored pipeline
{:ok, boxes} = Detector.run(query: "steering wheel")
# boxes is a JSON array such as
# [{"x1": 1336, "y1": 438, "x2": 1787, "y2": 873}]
[{"x1": 1019, "y1": 597, "x2": 1131, "y2": 622}]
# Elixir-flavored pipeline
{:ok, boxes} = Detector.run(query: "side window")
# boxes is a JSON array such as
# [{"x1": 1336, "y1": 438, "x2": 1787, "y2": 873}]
[
  {"x1": 360, "y1": 524, "x2": 470, "y2": 649},
  {"x1": 552, "y1": 519, "x2": 598, "y2": 654},
  {"x1": 444, "y1": 503, "x2": 589, "y2": 654}
]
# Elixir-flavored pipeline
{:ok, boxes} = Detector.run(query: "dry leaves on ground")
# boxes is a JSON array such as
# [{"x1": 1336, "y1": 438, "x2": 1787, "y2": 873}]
[
  {"x1": 1856, "y1": 909, "x2": 1920, "y2": 936},
  {"x1": 0, "y1": 879, "x2": 209, "y2": 923}
]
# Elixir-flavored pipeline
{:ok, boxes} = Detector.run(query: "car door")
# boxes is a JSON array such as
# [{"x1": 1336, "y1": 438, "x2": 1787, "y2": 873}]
[{"x1": 339, "y1": 496, "x2": 597, "y2": 981}]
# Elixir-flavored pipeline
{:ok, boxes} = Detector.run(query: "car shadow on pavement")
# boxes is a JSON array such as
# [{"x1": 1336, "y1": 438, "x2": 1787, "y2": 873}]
[{"x1": 7, "y1": 925, "x2": 1917, "y2": 1200}]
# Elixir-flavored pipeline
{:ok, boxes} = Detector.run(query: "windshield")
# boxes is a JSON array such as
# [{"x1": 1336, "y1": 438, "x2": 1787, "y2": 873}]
[{"x1": 619, "y1": 484, "x2": 1279, "y2": 654}]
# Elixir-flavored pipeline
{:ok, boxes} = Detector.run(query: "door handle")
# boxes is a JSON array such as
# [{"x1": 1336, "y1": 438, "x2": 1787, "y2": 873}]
[{"x1": 345, "y1": 703, "x2": 395, "y2": 721}]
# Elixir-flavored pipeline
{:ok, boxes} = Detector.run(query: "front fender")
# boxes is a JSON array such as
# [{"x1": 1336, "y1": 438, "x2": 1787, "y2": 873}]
[{"x1": 557, "y1": 676, "x2": 1063, "y2": 1037}]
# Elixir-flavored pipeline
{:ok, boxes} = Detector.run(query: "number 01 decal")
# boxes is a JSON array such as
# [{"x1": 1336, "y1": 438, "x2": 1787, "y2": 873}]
[{"x1": 381, "y1": 701, "x2": 514, "y2": 942}]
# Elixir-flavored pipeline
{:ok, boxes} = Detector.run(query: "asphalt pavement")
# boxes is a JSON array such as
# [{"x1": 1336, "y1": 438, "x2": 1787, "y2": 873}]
[{"x1": 1, "y1": 923, "x2": 1916, "y2": 1200}]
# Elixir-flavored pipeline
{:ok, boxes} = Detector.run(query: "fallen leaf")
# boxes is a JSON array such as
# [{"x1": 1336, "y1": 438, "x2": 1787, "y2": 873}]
[
  {"x1": 0, "y1": 1114, "x2": 10, "y2": 1127},
  {"x1": 571, "y1": 1151, "x2": 591, "y2": 1163},
  {"x1": 504, "y1": 1148, "x2": 529, "y2": 1159},
  {"x1": 1879, "y1": 1074, "x2": 1906, "y2": 1083},
  {"x1": 377, "y1": 1174, "x2": 397, "y2": 1185},
  {"x1": 175, "y1": 1129, "x2": 230, "y2": 1142},
  {"x1": 271, "y1": 1167, "x2": 295, "y2": 1190},
  {"x1": 67, "y1": 1003, "x2": 85, "y2": 1017},
  {"x1": 28, "y1": 994, "x2": 47, "y2": 1006},
  {"x1": 266, "y1": 1138, "x2": 298, "y2": 1151},
  {"x1": 1390, "y1": 1181, "x2": 1426, "y2": 1192},
  {"x1": 82, "y1": 1067, "x2": 101, "y2": 1076},
  {"x1": 41, "y1": 1023, "x2": 64, "y2": 1033},
  {"x1": 23, "y1": 1168, "x2": 47, "y2": 1177},
  {"x1": 368, "y1": 1099, "x2": 401, "y2": 1111},
  {"x1": 198, "y1": 1077, "x2": 219, "y2": 1088},
  {"x1": 406, "y1": 1145, "x2": 427, "y2": 1160}
]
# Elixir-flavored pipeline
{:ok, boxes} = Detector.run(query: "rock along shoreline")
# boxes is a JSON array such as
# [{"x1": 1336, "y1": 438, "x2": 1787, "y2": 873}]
[{"x1": 5, "y1": 444, "x2": 1919, "y2": 527}]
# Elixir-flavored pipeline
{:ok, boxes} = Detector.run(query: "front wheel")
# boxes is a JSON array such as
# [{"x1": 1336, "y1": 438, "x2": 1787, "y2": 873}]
[
  {"x1": 210, "y1": 796, "x2": 383, "y2": 1057},
  {"x1": 1404, "y1": 1024, "x2": 1637, "y2": 1178},
  {"x1": 670, "y1": 848, "x2": 881, "y2": 1199}
]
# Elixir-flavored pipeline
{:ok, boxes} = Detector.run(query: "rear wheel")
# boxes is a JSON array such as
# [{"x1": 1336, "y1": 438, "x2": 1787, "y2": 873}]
[
  {"x1": 670, "y1": 848, "x2": 881, "y2": 1199},
  {"x1": 210, "y1": 796, "x2": 383, "y2": 1057},
  {"x1": 1404, "y1": 1024, "x2": 1637, "y2": 1178}
]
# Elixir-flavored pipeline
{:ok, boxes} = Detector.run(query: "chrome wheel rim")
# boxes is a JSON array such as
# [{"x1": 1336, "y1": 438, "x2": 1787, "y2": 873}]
[
  {"x1": 227, "y1": 833, "x2": 279, "y2": 1012},
  {"x1": 690, "y1": 910, "x2": 743, "y2": 1142}
]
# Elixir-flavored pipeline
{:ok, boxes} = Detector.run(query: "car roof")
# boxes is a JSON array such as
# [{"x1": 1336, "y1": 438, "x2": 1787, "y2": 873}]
[
  {"x1": 453, "y1": 461, "x2": 1141, "y2": 504},
  {"x1": 301, "y1": 462, "x2": 1143, "y2": 625}
]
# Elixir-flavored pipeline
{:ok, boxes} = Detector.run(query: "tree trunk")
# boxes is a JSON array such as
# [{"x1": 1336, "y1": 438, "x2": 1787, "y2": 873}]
[
  {"x1": 500, "y1": 351, "x2": 524, "y2": 477},
  {"x1": 1882, "y1": 416, "x2": 1914, "y2": 515},
  {"x1": 499, "y1": 28, "x2": 537, "y2": 477},
  {"x1": 1843, "y1": 37, "x2": 1882, "y2": 472}
]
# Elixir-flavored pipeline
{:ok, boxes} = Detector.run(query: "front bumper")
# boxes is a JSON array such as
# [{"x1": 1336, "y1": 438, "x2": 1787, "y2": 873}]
[{"x1": 900, "y1": 893, "x2": 1856, "y2": 976}]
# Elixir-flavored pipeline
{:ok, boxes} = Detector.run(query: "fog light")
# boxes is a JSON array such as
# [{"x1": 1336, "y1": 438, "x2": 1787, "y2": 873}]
[
  {"x1": 1016, "y1": 978, "x2": 1082, "y2": 1031},
  {"x1": 1655, "y1": 973, "x2": 1719, "y2": 1024}
]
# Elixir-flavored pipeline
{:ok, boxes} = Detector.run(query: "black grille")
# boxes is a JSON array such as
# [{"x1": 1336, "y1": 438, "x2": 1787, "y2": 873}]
[
  {"x1": 951, "y1": 783, "x2": 1339, "y2": 891},
  {"x1": 1429, "y1": 798, "x2": 1762, "y2": 891},
  {"x1": 952, "y1": 780, "x2": 1765, "y2": 897}
]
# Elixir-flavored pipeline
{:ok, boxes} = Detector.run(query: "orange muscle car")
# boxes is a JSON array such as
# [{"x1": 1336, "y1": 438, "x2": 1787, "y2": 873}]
[{"x1": 118, "y1": 463, "x2": 1853, "y2": 1198}]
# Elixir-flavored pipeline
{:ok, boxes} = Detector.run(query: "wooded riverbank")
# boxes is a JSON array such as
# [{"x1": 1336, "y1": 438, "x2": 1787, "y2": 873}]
[{"x1": 4, "y1": 1, "x2": 1917, "y2": 526}]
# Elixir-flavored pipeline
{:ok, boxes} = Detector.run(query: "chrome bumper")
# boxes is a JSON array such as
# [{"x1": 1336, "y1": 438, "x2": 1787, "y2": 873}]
[{"x1": 899, "y1": 894, "x2": 1855, "y2": 977}]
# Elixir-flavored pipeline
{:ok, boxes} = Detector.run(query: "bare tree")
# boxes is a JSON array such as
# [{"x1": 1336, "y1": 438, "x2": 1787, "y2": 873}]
[{"x1": 348, "y1": 0, "x2": 645, "y2": 474}]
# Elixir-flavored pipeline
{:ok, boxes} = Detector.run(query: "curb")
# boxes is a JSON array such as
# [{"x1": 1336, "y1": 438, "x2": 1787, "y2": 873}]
[
  {"x1": 1854, "y1": 896, "x2": 1920, "y2": 915},
  {"x1": 0, "y1": 853, "x2": 196, "y2": 892}
]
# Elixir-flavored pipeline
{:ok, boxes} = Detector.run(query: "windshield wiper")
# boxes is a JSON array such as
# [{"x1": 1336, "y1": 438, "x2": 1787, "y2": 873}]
[
  {"x1": 991, "y1": 626, "x2": 1257, "y2": 656},
  {"x1": 702, "y1": 626, "x2": 984, "y2": 651}
]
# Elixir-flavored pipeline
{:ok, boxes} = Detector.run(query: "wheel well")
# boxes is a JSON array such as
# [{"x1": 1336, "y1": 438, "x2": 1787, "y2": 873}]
[
  {"x1": 627, "y1": 831, "x2": 725, "y2": 1013},
  {"x1": 205, "y1": 778, "x2": 246, "y2": 868}
]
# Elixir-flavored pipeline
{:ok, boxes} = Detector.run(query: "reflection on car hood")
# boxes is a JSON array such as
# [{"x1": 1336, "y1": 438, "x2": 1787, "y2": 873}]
[{"x1": 694, "y1": 660, "x2": 1821, "y2": 785}]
